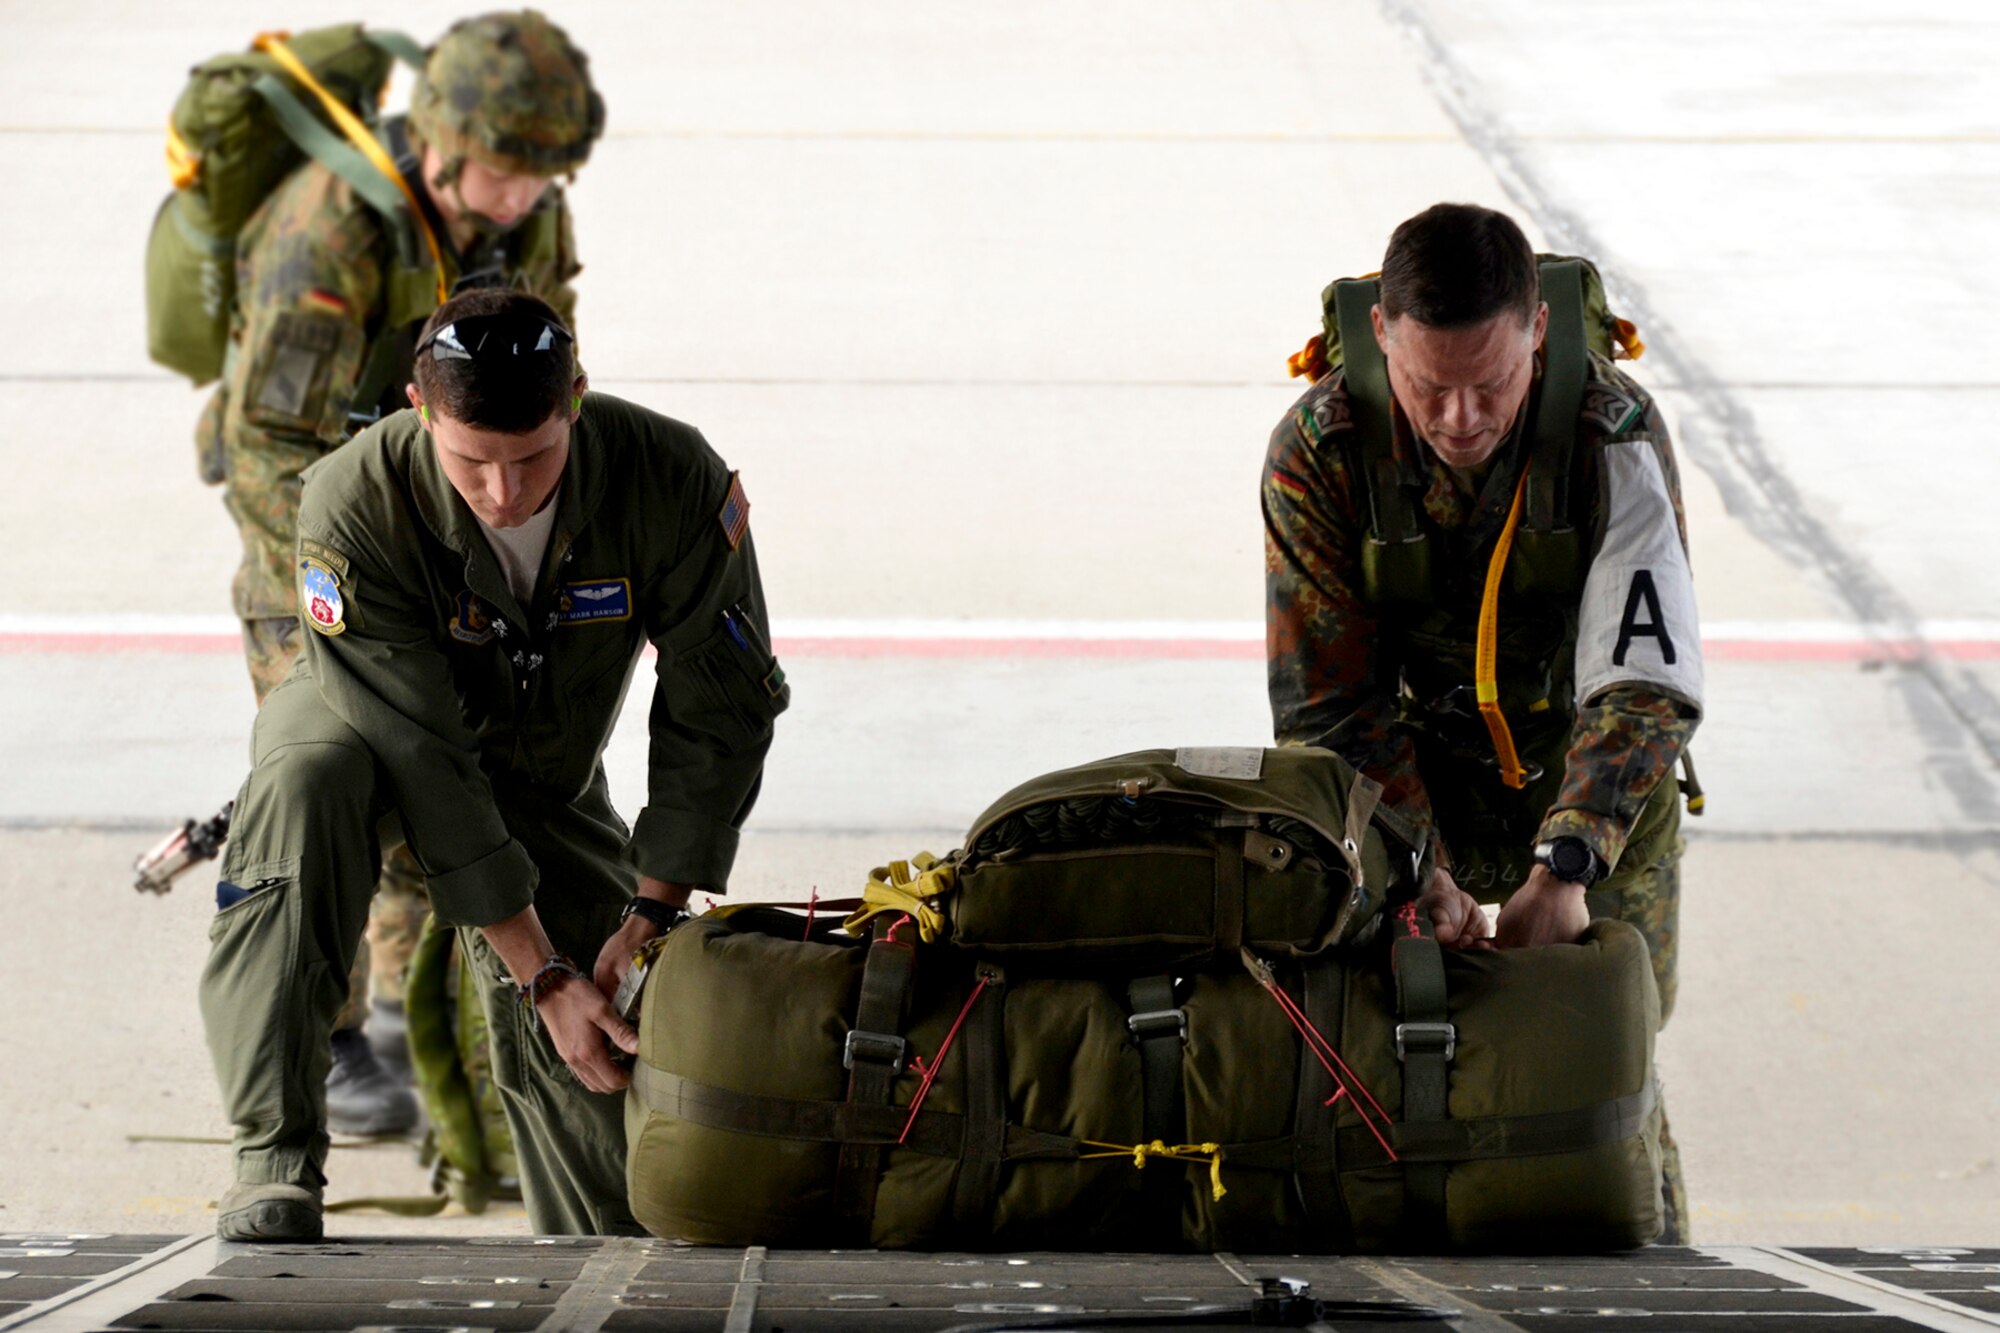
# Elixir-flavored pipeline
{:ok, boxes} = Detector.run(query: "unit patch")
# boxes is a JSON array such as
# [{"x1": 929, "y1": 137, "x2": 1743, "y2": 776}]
[
  {"x1": 300, "y1": 559, "x2": 345, "y2": 637},
  {"x1": 718, "y1": 472, "x2": 750, "y2": 550},
  {"x1": 1579, "y1": 382, "x2": 1645, "y2": 437},
  {"x1": 558, "y1": 578, "x2": 632, "y2": 625},
  {"x1": 449, "y1": 590, "x2": 494, "y2": 645}
]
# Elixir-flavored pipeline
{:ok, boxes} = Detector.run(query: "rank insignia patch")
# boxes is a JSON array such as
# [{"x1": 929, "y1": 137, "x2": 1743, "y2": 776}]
[
  {"x1": 449, "y1": 589, "x2": 494, "y2": 645},
  {"x1": 558, "y1": 577, "x2": 632, "y2": 625},
  {"x1": 300, "y1": 559, "x2": 345, "y2": 637},
  {"x1": 718, "y1": 471, "x2": 750, "y2": 550}
]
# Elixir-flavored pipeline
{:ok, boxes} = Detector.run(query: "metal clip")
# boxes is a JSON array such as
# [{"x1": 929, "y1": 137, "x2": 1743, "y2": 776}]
[
  {"x1": 842, "y1": 1029, "x2": 908, "y2": 1073},
  {"x1": 1395, "y1": 1021, "x2": 1456, "y2": 1062},
  {"x1": 1127, "y1": 1008, "x2": 1188, "y2": 1043}
]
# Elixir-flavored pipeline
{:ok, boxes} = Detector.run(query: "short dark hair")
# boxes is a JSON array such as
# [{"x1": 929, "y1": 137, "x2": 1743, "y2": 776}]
[
  {"x1": 1378, "y1": 203, "x2": 1539, "y2": 329},
  {"x1": 413, "y1": 288, "x2": 576, "y2": 433}
]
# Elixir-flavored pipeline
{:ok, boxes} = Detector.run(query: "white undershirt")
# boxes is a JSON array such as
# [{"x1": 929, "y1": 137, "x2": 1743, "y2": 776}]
[{"x1": 476, "y1": 489, "x2": 561, "y2": 607}]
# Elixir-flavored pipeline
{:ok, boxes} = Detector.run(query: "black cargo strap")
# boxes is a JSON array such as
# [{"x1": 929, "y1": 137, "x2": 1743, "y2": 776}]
[
  {"x1": 1126, "y1": 971, "x2": 1191, "y2": 1247},
  {"x1": 835, "y1": 919, "x2": 917, "y2": 1237},
  {"x1": 1526, "y1": 259, "x2": 1589, "y2": 533},
  {"x1": 950, "y1": 964, "x2": 1009, "y2": 1236},
  {"x1": 1333, "y1": 1080, "x2": 1658, "y2": 1169},
  {"x1": 632, "y1": 1062, "x2": 1077, "y2": 1164},
  {"x1": 1287, "y1": 959, "x2": 1355, "y2": 1247},
  {"x1": 1392, "y1": 925, "x2": 1452, "y2": 1242}
]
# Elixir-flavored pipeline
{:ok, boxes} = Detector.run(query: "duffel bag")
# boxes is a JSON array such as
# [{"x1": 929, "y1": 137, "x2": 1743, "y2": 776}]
[{"x1": 623, "y1": 904, "x2": 1662, "y2": 1252}]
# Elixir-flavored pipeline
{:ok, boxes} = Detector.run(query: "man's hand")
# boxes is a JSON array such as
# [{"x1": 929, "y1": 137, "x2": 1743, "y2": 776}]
[
  {"x1": 536, "y1": 974, "x2": 640, "y2": 1093},
  {"x1": 1494, "y1": 863, "x2": 1591, "y2": 948},
  {"x1": 592, "y1": 877, "x2": 697, "y2": 1001},
  {"x1": 1417, "y1": 865, "x2": 1493, "y2": 950}
]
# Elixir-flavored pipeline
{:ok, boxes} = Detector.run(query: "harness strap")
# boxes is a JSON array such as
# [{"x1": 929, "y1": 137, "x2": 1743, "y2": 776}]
[
  {"x1": 251, "y1": 33, "x2": 449, "y2": 305},
  {"x1": 1392, "y1": 926, "x2": 1452, "y2": 1245},
  {"x1": 1288, "y1": 959, "x2": 1354, "y2": 1246},
  {"x1": 950, "y1": 963, "x2": 1009, "y2": 1237},
  {"x1": 631, "y1": 1062, "x2": 1078, "y2": 1163},
  {"x1": 833, "y1": 918, "x2": 917, "y2": 1238},
  {"x1": 1526, "y1": 260, "x2": 1589, "y2": 532}
]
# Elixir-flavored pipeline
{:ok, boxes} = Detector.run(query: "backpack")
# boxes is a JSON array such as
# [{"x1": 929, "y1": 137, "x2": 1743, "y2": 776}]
[{"x1": 144, "y1": 25, "x2": 427, "y2": 384}]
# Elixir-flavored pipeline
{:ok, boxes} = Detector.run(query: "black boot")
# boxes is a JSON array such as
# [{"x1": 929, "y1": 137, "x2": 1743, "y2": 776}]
[{"x1": 326, "y1": 1027, "x2": 418, "y2": 1137}]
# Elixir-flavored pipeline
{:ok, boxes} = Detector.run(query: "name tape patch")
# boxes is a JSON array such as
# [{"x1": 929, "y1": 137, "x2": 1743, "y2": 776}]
[{"x1": 559, "y1": 577, "x2": 632, "y2": 625}]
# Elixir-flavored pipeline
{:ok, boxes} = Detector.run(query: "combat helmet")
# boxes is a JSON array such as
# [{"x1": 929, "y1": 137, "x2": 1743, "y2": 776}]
[{"x1": 408, "y1": 10, "x2": 604, "y2": 180}]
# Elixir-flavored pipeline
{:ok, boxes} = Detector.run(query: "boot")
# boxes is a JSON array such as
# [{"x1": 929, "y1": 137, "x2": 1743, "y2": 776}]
[
  {"x1": 217, "y1": 1181, "x2": 322, "y2": 1242},
  {"x1": 367, "y1": 998, "x2": 413, "y2": 1083},
  {"x1": 326, "y1": 1027, "x2": 418, "y2": 1137}
]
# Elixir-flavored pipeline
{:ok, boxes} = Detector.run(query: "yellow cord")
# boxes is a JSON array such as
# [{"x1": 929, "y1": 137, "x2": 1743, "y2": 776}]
[
  {"x1": 165, "y1": 122, "x2": 201, "y2": 189},
  {"x1": 253, "y1": 32, "x2": 450, "y2": 305},
  {"x1": 1476, "y1": 467, "x2": 1532, "y2": 789},
  {"x1": 1079, "y1": 1140, "x2": 1227, "y2": 1202},
  {"x1": 842, "y1": 853, "x2": 956, "y2": 943}
]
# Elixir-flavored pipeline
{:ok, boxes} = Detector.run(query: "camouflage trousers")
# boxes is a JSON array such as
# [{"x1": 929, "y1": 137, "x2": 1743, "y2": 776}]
[{"x1": 241, "y1": 616, "x2": 432, "y2": 1032}]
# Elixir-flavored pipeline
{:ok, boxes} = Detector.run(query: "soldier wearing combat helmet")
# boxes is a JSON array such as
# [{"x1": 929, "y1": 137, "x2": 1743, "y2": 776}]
[
  {"x1": 198, "y1": 10, "x2": 602, "y2": 1140},
  {"x1": 1264, "y1": 203, "x2": 1703, "y2": 1240}
]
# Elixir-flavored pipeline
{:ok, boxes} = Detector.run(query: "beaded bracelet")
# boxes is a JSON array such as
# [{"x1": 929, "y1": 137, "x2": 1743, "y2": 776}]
[{"x1": 516, "y1": 954, "x2": 584, "y2": 1014}]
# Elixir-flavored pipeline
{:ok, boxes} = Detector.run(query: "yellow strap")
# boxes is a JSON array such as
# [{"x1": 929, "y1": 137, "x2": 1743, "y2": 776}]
[
  {"x1": 253, "y1": 32, "x2": 449, "y2": 305},
  {"x1": 1613, "y1": 316, "x2": 1646, "y2": 361},
  {"x1": 165, "y1": 122, "x2": 201, "y2": 189},
  {"x1": 1079, "y1": 1139, "x2": 1227, "y2": 1202},
  {"x1": 1475, "y1": 466, "x2": 1532, "y2": 789},
  {"x1": 841, "y1": 852, "x2": 956, "y2": 943}
]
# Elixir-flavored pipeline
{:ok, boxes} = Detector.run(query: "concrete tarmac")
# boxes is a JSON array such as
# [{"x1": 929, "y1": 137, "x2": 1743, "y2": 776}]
[{"x1": 0, "y1": 0, "x2": 1996, "y2": 1248}]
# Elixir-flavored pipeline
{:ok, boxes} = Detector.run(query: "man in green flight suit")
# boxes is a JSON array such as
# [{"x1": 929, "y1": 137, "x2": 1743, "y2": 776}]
[
  {"x1": 201, "y1": 288, "x2": 789, "y2": 1240},
  {"x1": 1263, "y1": 203, "x2": 1703, "y2": 1241},
  {"x1": 198, "y1": 10, "x2": 603, "y2": 1135}
]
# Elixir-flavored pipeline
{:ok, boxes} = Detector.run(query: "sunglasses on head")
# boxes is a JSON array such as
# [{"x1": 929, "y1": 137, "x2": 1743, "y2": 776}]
[{"x1": 416, "y1": 312, "x2": 575, "y2": 363}]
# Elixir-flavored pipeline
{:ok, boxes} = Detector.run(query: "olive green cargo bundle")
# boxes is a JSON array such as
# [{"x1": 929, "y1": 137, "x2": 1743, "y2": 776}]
[
  {"x1": 146, "y1": 24, "x2": 423, "y2": 383},
  {"x1": 626, "y1": 747, "x2": 1662, "y2": 1252}
]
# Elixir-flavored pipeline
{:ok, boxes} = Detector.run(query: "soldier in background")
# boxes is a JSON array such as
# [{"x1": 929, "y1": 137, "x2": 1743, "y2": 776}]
[
  {"x1": 1263, "y1": 203, "x2": 1702, "y2": 1240},
  {"x1": 199, "y1": 11, "x2": 602, "y2": 1136}
]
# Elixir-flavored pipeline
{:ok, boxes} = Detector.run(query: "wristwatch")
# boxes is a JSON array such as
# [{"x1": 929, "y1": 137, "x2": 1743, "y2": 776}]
[
  {"x1": 1532, "y1": 836, "x2": 1605, "y2": 888},
  {"x1": 621, "y1": 897, "x2": 691, "y2": 935}
]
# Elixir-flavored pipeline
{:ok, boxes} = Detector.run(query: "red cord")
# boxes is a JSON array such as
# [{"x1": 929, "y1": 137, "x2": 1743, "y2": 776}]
[
  {"x1": 897, "y1": 976, "x2": 991, "y2": 1145},
  {"x1": 1255, "y1": 974, "x2": 1399, "y2": 1163},
  {"x1": 886, "y1": 913, "x2": 914, "y2": 945},
  {"x1": 802, "y1": 886, "x2": 819, "y2": 940}
]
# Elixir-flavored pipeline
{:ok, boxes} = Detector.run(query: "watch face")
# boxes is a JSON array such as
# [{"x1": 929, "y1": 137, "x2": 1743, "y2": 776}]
[{"x1": 1552, "y1": 840, "x2": 1592, "y2": 881}]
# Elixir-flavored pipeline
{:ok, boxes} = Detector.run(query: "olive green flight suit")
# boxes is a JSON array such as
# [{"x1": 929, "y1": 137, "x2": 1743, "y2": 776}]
[
  {"x1": 201, "y1": 393, "x2": 787, "y2": 1233},
  {"x1": 205, "y1": 128, "x2": 582, "y2": 1025}
]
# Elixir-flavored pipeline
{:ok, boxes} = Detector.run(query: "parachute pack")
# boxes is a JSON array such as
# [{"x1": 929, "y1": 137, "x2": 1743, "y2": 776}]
[
  {"x1": 144, "y1": 25, "x2": 430, "y2": 384},
  {"x1": 624, "y1": 747, "x2": 1663, "y2": 1252}
]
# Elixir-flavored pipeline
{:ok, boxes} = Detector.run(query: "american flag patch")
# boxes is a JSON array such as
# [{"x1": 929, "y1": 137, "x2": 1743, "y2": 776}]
[{"x1": 718, "y1": 471, "x2": 750, "y2": 550}]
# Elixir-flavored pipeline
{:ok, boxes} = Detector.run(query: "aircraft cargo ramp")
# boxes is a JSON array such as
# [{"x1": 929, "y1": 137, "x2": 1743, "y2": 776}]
[{"x1": 4, "y1": 1236, "x2": 2000, "y2": 1333}]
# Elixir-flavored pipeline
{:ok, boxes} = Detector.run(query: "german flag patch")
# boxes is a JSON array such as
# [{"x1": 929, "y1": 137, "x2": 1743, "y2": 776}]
[
  {"x1": 718, "y1": 471, "x2": 750, "y2": 550},
  {"x1": 303, "y1": 288, "x2": 348, "y2": 316}
]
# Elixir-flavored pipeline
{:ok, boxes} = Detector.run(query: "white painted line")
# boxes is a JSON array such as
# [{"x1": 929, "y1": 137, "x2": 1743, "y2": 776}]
[{"x1": 3, "y1": 615, "x2": 1999, "y2": 661}]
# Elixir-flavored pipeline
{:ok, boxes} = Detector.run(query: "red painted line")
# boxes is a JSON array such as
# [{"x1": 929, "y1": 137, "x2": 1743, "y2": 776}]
[{"x1": 2, "y1": 633, "x2": 1998, "y2": 662}]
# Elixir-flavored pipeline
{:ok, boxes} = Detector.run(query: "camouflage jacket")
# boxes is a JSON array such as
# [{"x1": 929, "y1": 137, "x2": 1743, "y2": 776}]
[
  {"x1": 293, "y1": 393, "x2": 786, "y2": 927},
  {"x1": 1263, "y1": 354, "x2": 1702, "y2": 875}
]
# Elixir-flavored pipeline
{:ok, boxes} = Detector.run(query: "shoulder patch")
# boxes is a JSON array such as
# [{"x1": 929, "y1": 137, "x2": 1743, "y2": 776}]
[
  {"x1": 300, "y1": 558, "x2": 346, "y2": 637},
  {"x1": 1299, "y1": 372, "x2": 1355, "y2": 444},
  {"x1": 718, "y1": 471, "x2": 750, "y2": 550},
  {"x1": 449, "y1": 589, "x2": 494, "y2": 645},
  {"x1": 298, "y1": 537, "x2": 349, "y2": 580}
]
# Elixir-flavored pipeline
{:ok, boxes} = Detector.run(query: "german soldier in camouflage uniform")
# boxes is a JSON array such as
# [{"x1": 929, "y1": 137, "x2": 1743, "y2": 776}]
[
  {"x1": 1263, "y1": 204, "x2": 1702, "y2": 1240},
  {"x1": 199, "y1": 10, "x2": 603, "y2": 1136}
]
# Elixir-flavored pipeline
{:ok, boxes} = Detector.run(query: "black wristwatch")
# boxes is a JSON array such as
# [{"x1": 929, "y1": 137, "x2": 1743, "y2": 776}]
[
  {"x1": 1532, "y1": 836, "x2": 1605, "y2": 888},
  {"x1": 621, "y1": 897, "x2": 691, "y2": 935}
]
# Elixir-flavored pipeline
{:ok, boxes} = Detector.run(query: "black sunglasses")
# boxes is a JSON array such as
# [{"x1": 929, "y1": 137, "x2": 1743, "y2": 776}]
[{"x1": 416, "y1": 313, "x2": 575, "y2": 363}]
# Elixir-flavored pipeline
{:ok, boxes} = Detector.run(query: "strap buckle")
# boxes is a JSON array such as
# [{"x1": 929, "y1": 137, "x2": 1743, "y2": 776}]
[
  {"x1": 1395, "y1": 1021, "x2": 1456, "y2": 1062},
  {"x1": 1127, "y1": 1008, "x2": 1188, "y2": 1044},
  {"x1": 842, "y1": 1029, "x2": 907, "y2": 1074}
]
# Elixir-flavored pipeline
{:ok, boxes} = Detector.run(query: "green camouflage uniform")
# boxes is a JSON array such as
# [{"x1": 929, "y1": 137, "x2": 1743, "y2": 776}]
[
  {"x1": 199, "y1": 13, "x2": 594, "y2": 1025},
  {"x1": 1264, "y1": 353, "x2": 1699, "y2": 1234},
  {"x1": 201, "y1": 393, "x2": 786, "y2": 1233}
]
